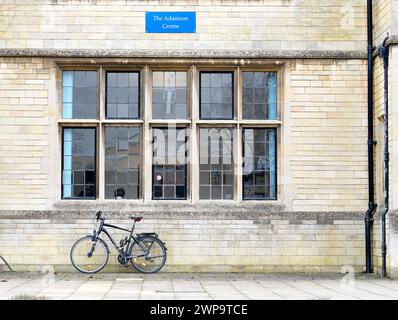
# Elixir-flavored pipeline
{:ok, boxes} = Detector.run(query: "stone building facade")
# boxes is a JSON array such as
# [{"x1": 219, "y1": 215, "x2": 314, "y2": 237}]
[{"x1": 0, "y1": 0, "x2": 396, "y2": 275}]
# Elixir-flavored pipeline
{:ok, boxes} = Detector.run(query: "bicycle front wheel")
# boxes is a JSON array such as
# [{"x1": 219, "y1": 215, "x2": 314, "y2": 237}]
[
  {"x1": 70, "y1": 236, "x2": 109, "y2": 274},
  {"x1": 129, "y1": 236, "x2": 167, "y2": 273}
]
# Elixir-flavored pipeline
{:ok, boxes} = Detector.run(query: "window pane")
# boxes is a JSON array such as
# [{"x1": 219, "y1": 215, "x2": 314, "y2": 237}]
[
  {"x1": 200, "y1": 72, "x2": 233, "y2": 119},
  {"x1": 152, "y1": 71, "x2": 187, "y2": 119},
  {"x1": 152, "y1": 128, "x2": 187, "y2": 200},
  {"x1": 243, "y1": 128, "x2": 277, "y2": 200},
  {"x1": 105, "y1": 127, "x2": 140, "y2": 199},
  {"x1": 62, "y1": 71, "x2": 98, "y2": 119},
  {"x1": 199, "y1": 128, "x2": 233, "y2": 200},
  {"x1": 106, "y1": 72, "x2": 139, "y2": 119},
  {"x1": 242, "y1": 72, "x2": 277, "y2": 120},
  {"x1": 62, "y1": 128, "x2": 96, "y2": 199}
]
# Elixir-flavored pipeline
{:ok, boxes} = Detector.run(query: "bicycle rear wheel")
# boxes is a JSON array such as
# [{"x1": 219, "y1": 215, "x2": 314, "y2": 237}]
[
  {"x1": 129, "y1": 235, "x2": 167, "y2": 273},
  {"x1": 70, "y1": 236, "x2": 109, "y2": 274}
]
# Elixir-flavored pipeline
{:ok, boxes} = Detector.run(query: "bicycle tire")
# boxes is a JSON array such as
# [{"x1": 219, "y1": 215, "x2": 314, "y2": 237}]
[
  {"x1": 70, "y1": 236, "x2": 109, "y2": 274},
  {"x1": 129, "y1": 235, "x2": 167, "y2": 274}
]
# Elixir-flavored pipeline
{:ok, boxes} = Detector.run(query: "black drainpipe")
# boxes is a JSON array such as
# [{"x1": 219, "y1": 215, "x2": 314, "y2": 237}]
[
  {"x1": 379, "y1": 36, "x2": 390, "y2": 277},
  {"x1": 365, "y1": 0, "x2": 377, "y2": 274}
]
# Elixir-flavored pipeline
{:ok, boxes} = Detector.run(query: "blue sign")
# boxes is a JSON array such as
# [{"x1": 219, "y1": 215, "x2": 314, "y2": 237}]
[{"x1": 145, "y1": 12, "x2": 196, "y2": 33}]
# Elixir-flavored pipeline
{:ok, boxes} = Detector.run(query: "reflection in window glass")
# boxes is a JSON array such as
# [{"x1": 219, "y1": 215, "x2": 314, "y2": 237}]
[
  {"x1": 242, "y1": 72, "x2": 277, "y2": 120},
  {"x1": 200, "y1": 72, "x2": 233, "y2": 119},
  {"x1": 62, "y1": 128, "x2": 96, "y2": 199},
  {"x1": 152, "y1": 128, "x2": 187, "y2": 200},
  {"x1": 243, "y1": 128, "x2": 276, "y2": 200},
  {"x1": 199, "y1": 128, "x2": 233, "y2": 200},
  {"x1": 62, "y1": 71, "x2": 98, "y2": 119},
  {"x1": 152, "y1": 71, "x2": 187, "y2": 119},
  {"x1": 105, "y1": 127, "x2": 140, "y2": 200},
  {"x1": 106, "y1": 72, "x2": 139, "y2": 119}
]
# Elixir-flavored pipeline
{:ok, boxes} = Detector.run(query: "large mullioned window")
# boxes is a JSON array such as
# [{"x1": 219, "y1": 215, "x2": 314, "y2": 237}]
[{"x1": 60, "y1": 66, "x2": 279, "y2": 202}]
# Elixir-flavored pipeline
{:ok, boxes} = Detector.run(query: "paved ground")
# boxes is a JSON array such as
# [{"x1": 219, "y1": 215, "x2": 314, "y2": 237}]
[{"x1": 1, "y1": 272, "x2": 398, "y2": 300}]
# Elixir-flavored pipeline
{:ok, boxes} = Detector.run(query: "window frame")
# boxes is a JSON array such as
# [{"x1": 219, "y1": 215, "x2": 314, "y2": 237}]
[
  {"x1": 198, "y1": 126, "x2": 235, "y2": 200},
  {"x1": 60, "y1": 67, "x2": 100, "y2": 120},
  {"x1": 241, "y1": 71, "x2": 278, "y2": 121},
  {"x1": 151, "y1": 126, "x2": 189, "y2": 201},
  {"x1": 105, "y1": 70, "x2": 141, "y2": 120},
  {"x1": 57, "y1": 63, "x2": 282, "y2": 204},
  {"x1": 104, "y1": 124, "x2": 142, "y2": 200},
  {"x1": 150, "y1": 70, "x2": 189, "y2": 120},
  {"x1": 148, "y1": 66, "x2": 192, "y2": 122},
  {"x1": 199, "y1": 71, "x2": 235, "y2": 121},
  {"x1": 241, "y1": 127, "x2": 278, "y2": 201},
  {"x1": 61, "y1": 126, "x2": 97, "y2": 200}
]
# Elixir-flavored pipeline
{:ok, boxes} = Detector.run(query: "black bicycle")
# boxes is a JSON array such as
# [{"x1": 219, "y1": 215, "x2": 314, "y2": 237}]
[{"x1": 70, "y1": 211, "x2": 167, "y2": 274}]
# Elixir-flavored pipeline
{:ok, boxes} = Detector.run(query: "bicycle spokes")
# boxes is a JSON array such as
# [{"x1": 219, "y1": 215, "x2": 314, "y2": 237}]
[
  {"x1": 130, "y1": 236, "x2": 167, "y2": 273},
  {"x1": 71, "y1": 237, "x2": 109, "y2": 274}
]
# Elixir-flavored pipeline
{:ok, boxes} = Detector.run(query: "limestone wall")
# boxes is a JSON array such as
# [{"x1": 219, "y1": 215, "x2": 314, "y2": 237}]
[{"x1": 0, "y1": 0, "x2": 367, "y2": 52}]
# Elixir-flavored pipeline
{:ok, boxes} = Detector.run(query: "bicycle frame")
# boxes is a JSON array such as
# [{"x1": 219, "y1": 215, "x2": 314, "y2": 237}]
[{"x1": 93, "y1": 219, "x2": 152, "y2": 260}]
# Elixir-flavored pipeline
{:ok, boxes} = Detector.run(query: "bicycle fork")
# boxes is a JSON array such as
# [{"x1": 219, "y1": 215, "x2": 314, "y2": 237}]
[{"x1": 88, "y1": 235, "x2": 98, "y2": 258}]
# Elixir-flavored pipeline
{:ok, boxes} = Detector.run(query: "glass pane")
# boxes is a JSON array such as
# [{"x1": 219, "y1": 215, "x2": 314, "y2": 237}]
[
  {"x1": 152, "y1": 128, "x2": 187, "y2": 200},
  {"x1": 243, "y1": 128, "x2": 277, "y2": 200},
  {"x1": 105, "y1": 127, "x2": 141, "y2": 199},
  {"x1": 211, "y1": 186, "x2": 222, "y2": 199},
  {"x1": 62, "y1": 71, "x2": 98, "y2": 119},
  {"x1": 152, "y1": 71, "x2": 188, "y2": 120},
  {"x1": 62, "y1": 128, "x2": 96, "y2": 199},
  {"x1": 242, "y1": 72, "x2": 277, "y2": 120},
  {"x1": 199, "y1": 186, "x2": 210, "y2": 200},
  {"x1": 126, "y1": 186, "x2": 138, "y2": 199},
  {"x1": 223, "y1": 186, "x2": 233, "y2": 200},
  {"x1": 200, "y1": 72, "x2": 233, "y2": 119},
  {"x1": 199, "y1": 128, "x2": 233, "y2": 200},
  {"x1": 106, "y1": 72, "x2": 140, "y2": 119}
]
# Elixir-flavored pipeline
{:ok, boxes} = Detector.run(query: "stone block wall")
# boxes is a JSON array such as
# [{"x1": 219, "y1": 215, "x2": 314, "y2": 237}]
[
  {"x1": 0, "y1": 210, "x2": 365, "y2": 273},
  {"x1": 0, "y1": 57, "x2": 55, "y2": 210},
  {"x1": 0, "y1": 0, "x2": 367, "y2": 52},
  {"x1": 288, "y1": 59, "x2": 368, "y2": 212}
]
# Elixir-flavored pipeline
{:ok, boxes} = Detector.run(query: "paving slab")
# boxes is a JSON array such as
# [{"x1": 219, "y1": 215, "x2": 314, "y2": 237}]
[{"x1": 0, "y1": 272, "x2": 397, "y2": 300}]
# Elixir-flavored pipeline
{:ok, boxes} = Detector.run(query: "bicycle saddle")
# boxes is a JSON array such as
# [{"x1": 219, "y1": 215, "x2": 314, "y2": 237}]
[{"x1": 130, "y1": 216, "x2": 143, "y2": 222}]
